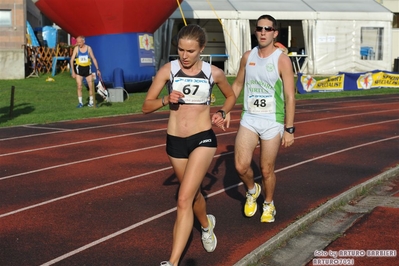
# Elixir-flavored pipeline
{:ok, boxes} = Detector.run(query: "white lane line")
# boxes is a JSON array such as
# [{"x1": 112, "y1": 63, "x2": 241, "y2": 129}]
[
  {"x1": 39, "y1": 134, "x2": 399, "y2": 265},
  {"x1": 295, "y1": 95, "x2": 399, "y2": 108},
  {"x1": 1, "y1": 121, "x2": 398, "y2": 216},
  {"x1": 296, "y1": 101, "x2": 399, "y2": 114},
  {"x1": 296, "y1": 109, "x2": 398, "y2": 124},
  {"x1": 0, "y1": 128, "x2": 166, "y2": 157},
  {"x1": 2, "y1": 97, "x2": 398, "y2": 142},
  {"x1": 2, "y1": 107, "x2": 397, "y2": 157},
  {"x1": 22, "y1": 125, "x2": 72, "y2": 131},
  {"x1": 0, "y1": 118, "x2": 168, "y2": 141},
  {"x1": 0, "y1": 165, "x2": 172, "y2": 219},
  {"x1": 1, "y1": 118, "x2": 397, "y2": 181},
  {"x1": 40, "y1": 206, "x2": 177, "y2": 266},
  {"x1": 296, "y1": 118, "x2": 399, "y2": 139},
  {"x1": 0, "y1": 144, "x2": 166, "y2": 181}
]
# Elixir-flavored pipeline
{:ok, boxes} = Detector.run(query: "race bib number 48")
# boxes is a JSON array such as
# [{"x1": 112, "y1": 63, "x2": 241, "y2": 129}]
[{"x1": 248, "y1": 95, "x2": 276, "y2": 114}]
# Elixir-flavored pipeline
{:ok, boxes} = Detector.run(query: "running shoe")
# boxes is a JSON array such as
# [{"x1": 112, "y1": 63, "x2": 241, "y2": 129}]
[
  {"x1": 201, "y1": 214, "x2": 217, "y2": 252},
  {"x1": 261, "y1": 202, "x2": 276, "y2": 223},
  {"x1": 87, "y1": 103, "x2": 94, "y2": 107},
  {"x1": 76, "y1": 103, "x2": 84, "y2": 108},
  {"x1": 244, "y1": 183, "x2": 261, "y2": 217},
  {"x1": 160, "y1": 261, "x2": 173, "y2": 266}
]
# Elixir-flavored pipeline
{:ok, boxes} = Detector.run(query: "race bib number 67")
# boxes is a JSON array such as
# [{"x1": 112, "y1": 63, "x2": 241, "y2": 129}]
[{"x1": 173, "y1": 77, "x2": 210, "y2": 104}]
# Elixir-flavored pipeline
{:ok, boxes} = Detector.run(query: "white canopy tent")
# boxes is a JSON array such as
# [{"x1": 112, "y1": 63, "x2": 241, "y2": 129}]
[{"x1": 154, "y1": 0, "x2": 393, "y2": 75}]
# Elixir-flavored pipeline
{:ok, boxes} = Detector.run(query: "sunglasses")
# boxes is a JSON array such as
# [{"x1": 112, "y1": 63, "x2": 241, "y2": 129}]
[{"x1": 255, "y1": 26, "x2": 275, "y2": 32}]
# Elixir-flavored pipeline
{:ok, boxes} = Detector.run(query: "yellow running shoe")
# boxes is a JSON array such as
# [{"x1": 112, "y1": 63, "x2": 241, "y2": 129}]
[
  {"x1": 261, "y1": 202, "x2": 276, "y2": 223},
  {"x1": 244, "y1": 183, "x2": 261, "y2": 217}
]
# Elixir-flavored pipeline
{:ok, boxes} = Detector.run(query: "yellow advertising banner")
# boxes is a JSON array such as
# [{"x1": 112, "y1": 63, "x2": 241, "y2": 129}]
[
  {"x1": 299, "y1": 75, "x2": 345, "y2": 92},
  {"x1": 356, "y1": 72, "x2": 399, "y2": 89},
  {"x1": 297, "y1": 71, "x2": 399, "y2": 93}
]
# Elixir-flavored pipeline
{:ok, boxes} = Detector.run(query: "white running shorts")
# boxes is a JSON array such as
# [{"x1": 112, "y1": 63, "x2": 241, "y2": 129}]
[{"x1": 240, "y1": 113, "x2": 284, "y2": 140}]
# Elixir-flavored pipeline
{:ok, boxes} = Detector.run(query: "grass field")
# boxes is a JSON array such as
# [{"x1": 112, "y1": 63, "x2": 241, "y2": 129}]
[{"x1": 1, "y1": 71, "x2": 398, "y2": 128}]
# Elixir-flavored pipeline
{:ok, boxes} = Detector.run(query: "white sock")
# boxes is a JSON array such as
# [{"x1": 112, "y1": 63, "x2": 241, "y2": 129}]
[
  {"x1": 78, "y1": 97, "x2": 83, "y2": 104},
  {"x1": 265, "y1": 200, "x2": 274, "y2": 205},
  {"x1": 89, "y1": 96, "x2": 93, "y2": 104},
  {"x1": 248, "y1": 186, "x2": 256, "y2": 194}
]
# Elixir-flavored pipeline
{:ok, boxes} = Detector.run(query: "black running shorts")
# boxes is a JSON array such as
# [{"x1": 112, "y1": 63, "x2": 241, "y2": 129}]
[
  {"x1": 166, "y1": 129, "x2": 217, "y2": 158},
  {"x1": 74, "y1": 64, "x2": 91, "y2": 77}
]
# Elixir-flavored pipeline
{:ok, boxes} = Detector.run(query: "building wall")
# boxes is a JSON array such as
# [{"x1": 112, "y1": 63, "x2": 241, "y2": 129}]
[
  {"x1": 392, "y1": 29, "x2": 399, "y2": 62},
  {"x1": 0, "y1": 0, "x2": 26, "y2": 79},
  {"x1": 378, "y1": 0, "x2": 399, "y2": 68},
  {"x1": 26, "y1": 0, "x2": 42, "y2": 28}
]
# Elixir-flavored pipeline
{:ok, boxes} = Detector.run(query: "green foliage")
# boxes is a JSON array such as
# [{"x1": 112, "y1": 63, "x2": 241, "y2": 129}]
[{"x1": 1, "y1": 72, "x2": 398, "y2": 128}]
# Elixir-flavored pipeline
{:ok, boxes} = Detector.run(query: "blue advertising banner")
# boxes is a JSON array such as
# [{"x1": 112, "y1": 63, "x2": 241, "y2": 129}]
[{"x1": 297, "y1": 70, "x2": 399, "y2": 94}]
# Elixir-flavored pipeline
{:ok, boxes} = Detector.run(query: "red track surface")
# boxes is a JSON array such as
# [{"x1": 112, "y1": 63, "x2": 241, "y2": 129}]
[
  {"x1": 1, "y1": 95, "x2": 398, "y2": 266},
  {"x1": 315, "y1": 206, "x2": 399, "y2": 266}
]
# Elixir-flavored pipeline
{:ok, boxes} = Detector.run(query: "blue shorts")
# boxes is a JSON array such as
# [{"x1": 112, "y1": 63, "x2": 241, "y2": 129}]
[{"x1": 166, "y1": 129, "x2": 217, "y2": 158}]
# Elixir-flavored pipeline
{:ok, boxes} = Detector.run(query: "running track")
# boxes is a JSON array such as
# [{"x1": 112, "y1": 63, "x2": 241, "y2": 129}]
[{"x1": 1, "y1": 94, "x2": 398, "y2": 266}]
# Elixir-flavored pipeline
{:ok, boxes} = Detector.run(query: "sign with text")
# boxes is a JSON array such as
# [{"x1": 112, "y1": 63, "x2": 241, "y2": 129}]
[
  {"x1": 297, "y1": 71, "x2": 399, "y2": 94},
  {"x1": 137, "y1": 33, "x2": 155, "y2": 67}
]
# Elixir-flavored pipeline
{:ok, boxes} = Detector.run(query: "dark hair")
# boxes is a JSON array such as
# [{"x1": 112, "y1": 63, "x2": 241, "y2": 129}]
[
  {"x1": 177, "y1": 24, "x2": 207, "y2": 48},
  {"x1": 256, "y1": 15, "x2": 277, "y2": 30}
]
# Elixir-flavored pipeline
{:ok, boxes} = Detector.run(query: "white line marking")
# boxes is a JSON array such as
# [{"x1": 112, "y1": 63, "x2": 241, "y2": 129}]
[
  {"x1": 0, "y1": 118, "x2": 168, "y2": 141},
  {"x1": 1, "y1": 118, "x2": 397, "y2": 180},
  {"x1": 296, "y1": 102, "x2": 399, "y2": 114},
  {"x1": 39, "y1": 134, "x2": 399, "y2": 265},
  {"x1": 2, "y1": 98, "x2": 398, "y2": 142},
  {"x1": 40, "y1": 206, "x2": 177, "y2": 266},
  {"x1": 0, "y1": 96, "x2": 397, "y2": 263},
  {"x1": 22, "y1": 125, "x2": 71, "y2": 131},
  {"x1": 0, "y1": 144, "x2": 166, "y2": 181},
  {"x1": 2, "y1": 108, "x2": 397, "y2": 157},
  {"x1": 0, "y1": 165, "x2": 172, "y2": 218},
  {"x1": 295, "y1": 95, "x2": 399, "y2": 109},
  {"x1": 296, "y1": 109, "x2": 398, "y2": 124},
  {"x1": 0, "y1": 128, "x2": 166, "y2": 157}
]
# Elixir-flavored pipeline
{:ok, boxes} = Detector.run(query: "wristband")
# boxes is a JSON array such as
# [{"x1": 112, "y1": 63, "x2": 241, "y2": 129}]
[
  {"x1": 285, "y1": 127, "x2": 295, "y2": 134},
  {"x1": 216, "y1": 110, "x2": 226, "y2": 119}
]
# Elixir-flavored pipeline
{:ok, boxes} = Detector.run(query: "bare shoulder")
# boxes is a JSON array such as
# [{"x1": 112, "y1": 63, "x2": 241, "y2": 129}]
[
  {"x1": 210, "y1": 64, "x2": 227, "y2": 82},
  {"x1": 159, "y1": 61, "x2": 171, "y2": 73},
  {"x1": 210, "y1": 64, "x2": 224, "y2": 76},
  {"x1": 239, "y1": 50, "x2": 252, "y2": 65},
  {"x1": 243, "y1": 50, "x2": 252, "y2": 59},
  {"x1": 155, "y1": 61, "x2": 172, "y2": 80},
  {"x1": 279, "y1": 52, "x2": 292, "y2": 65},
  {"x1": 243, "y1": 49, "x2": 252, "y2": 57},
  {"x1": 71, "y1": 46, "x2": 78, "y2": 56}
]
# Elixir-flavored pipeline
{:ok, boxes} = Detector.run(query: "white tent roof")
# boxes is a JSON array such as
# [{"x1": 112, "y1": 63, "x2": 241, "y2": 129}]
[
  {"x1": 163, "y1": 0, "x2": 394, "y2": 75},
  {"x1": 170, "y1": 0, "x2": 392, "y2": 21}
]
